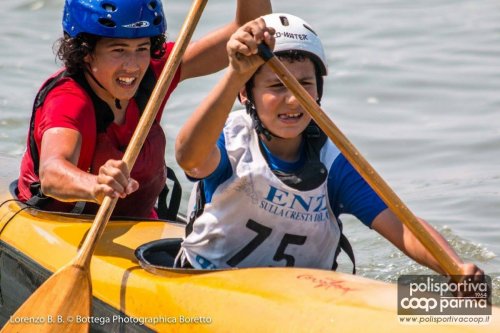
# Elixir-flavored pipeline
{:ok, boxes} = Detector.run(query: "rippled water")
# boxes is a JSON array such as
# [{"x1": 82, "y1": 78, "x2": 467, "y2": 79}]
[{"x1": 0, "y1": 0, "x2": 499, "y2": 303}]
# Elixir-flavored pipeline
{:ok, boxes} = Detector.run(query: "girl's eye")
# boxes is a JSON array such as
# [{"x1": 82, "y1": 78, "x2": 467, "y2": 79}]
[{"x1": 137, "y1": 47, "x2": 150, "y2": 52}]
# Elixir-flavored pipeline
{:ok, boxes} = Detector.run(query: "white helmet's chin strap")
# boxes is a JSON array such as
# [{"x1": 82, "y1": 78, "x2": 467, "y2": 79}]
[
  {"x1": 245, "y1": 101, "x2": 282, "y2": 141},
  {"x1": 245, "y1": 97, "x2": 322, "y2": 142}
]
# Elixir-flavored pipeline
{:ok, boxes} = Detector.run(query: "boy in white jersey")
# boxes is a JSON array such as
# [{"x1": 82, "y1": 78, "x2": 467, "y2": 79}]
[{"x1": 174, "y1": 13, "x2": 483, "y2": 277}]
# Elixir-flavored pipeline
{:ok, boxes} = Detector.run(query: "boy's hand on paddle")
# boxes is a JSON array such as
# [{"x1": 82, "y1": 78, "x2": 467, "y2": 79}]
[
  {"x1": 460, "y1": 262, "x2": 485, "y2": 280},
  {"x1": 93, "y1": 159, "x2": 139, "y2": 203},
  {"x1": 451, "y1": 262, "x2": 489, "y2": 298},
  {"x1": 227, "y1": 17, "x2": 275, "y2": 75}
]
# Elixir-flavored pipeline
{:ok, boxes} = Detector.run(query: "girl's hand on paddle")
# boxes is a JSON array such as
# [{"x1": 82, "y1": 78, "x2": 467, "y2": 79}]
[
  {"x1": 227, "y1": 18, "x2": 275, "y2": 75},
  {"x1": 93, "y1": 159, "x2": 139, "y2": 203}
]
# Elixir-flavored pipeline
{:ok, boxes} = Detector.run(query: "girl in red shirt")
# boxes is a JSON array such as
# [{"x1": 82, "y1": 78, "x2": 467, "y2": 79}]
[{"x1": 18, "y1": 0, "x2": 272, "y2": 218}]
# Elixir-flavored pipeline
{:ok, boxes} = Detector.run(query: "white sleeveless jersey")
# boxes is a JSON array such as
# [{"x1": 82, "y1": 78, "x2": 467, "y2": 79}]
[{"x1": 181, "y1": 110, "x2": 342, "y2": 269}]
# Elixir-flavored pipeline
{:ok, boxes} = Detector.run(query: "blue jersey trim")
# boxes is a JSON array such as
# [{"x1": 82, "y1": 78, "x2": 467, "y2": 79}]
[
  {"x1": 328, "y1": 154, "x2": 387, "y2": 227},
  {"x1": 259, "y1": 139, "x2": 306, "y2": 172},
  {"x1": 202, "y1": 134, "x2": 233, "y2": 203},
  {"x1": 201, "y1": 133, "x2": 387, "y2": 226}
]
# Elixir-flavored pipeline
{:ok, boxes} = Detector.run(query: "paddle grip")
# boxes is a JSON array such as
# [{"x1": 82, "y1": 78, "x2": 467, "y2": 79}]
[{"x1": 257, "y1": 43, "x2": 274, "y2": 61}]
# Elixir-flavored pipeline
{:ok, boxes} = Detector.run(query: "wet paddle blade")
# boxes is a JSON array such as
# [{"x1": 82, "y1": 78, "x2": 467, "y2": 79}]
[
  {"x1": 1, "y1": 265, "x2": 91, "y2": 333},
  {"x1": 1, "y1": 2, "x2": 208, "y2": 332}
]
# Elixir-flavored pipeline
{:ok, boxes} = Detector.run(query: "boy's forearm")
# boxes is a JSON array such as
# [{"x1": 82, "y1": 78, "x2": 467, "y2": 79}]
[
  {"x1": 373, "y1": 210, "x2": 465, "y2": 275},
  {"x1": 175, "y1": 69, "x2": 250, "y2": 172},
  {"x1": 403, "y1": 219, "x2": 464, "y2": 275}
]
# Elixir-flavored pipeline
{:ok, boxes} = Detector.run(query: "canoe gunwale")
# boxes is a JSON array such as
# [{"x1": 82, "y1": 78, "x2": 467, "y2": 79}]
[{"x1": 4, "y1": 179, "x2": 187, "y2": 225}]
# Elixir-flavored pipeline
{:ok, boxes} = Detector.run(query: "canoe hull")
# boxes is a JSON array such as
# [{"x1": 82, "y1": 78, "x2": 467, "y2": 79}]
[{"x1": 0, "y1": 154, "x2": 498, "y2": 332}]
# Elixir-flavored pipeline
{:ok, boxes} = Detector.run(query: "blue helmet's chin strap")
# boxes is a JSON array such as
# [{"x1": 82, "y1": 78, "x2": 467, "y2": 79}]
[{"x1": 84, "y1": 65, "x2": 122, "y2": 110}]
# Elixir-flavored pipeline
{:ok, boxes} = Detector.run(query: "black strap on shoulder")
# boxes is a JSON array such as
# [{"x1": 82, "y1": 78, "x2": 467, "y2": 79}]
[
  {"x1": 71, "y1": 71, "x2": 115, "y2": 132},
  {"x1": 134, "y1": 66, "x2": 157, "y2": 113},
  {"x1": 157, "y1": 167, "x2": 183, "y2": 221},
  {"x1": 29, "y1": 71, "x2": 71, "y2": 176},
  {"x1": 304, "y1": 121, "x2": 327, "y2": 153},
  {"x1": 185, "y1": 180, "x2": 206, "y2": 237},
  {"x1": 332, "y1": 218, "x2": 356, "y2": 274},
  {"x1": 303, "y1": 123, "x2": 357, "y2": 273},
  {"x1": 26, "y1": 70, "x2": 88, "y2": 212}
]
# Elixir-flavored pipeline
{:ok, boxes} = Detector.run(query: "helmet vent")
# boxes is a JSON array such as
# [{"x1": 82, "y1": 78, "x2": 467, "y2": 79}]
[
  {"x1": 279, "y1": 16, "x2": 289, "y2": 26},
  {"x1": 153, "y1": 15, "x2": 163, "y2": 26},
  {"x1": 148, "y1": 1, "x2": 158, "y2": 10},
  {"x1": 101, "y1": 3, "x2": 117, "y2": 12},
  {"x1": 98, "y1": 18, "x2": 117, "y2": 28},
  {"x1": 303, "y1": 24, "x2": 318, "y2": 36}
]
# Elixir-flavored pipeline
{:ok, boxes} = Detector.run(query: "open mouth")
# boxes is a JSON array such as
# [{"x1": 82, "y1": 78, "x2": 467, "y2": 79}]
[
  {"x1": 278, "y1": 112, "x2": 304, "y2": 120},
  {"x1": 116, "y1": 76, "x2": 137, "y2": 88}
]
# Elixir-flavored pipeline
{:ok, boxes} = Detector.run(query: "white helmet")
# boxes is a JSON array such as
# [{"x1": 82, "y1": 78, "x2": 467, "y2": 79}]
[{"x1": 262, "y1": 13, "x2": 328, "y2": 76}]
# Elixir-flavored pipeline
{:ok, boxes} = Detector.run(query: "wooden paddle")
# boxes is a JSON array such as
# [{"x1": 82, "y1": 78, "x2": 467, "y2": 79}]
[
  {"x1": 257, "y1": 44, "x2": 464, "y2": 278},
  {"x1": 1, "y1": 1, "x2": 208, "y2": 332}
]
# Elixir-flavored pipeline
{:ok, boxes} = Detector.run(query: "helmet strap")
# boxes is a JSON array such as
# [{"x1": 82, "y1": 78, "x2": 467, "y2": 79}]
[
  {"x1": 243, "y1": 65, "x2": 323, "y2": 142},
  {"x1": 244, "y1": 98, "x2": 323, "y2": 143},
  {"x1": 85, "y1": 66, "x2": 122, "y2": 110},
  {"x1": 245, "y1": 101, "x2": 278, "y2": 141}
]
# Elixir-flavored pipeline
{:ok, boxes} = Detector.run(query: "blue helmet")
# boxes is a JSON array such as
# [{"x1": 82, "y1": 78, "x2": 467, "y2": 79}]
[{"x1": 63, "y1": 0, "x2": 167, "y2": 38}]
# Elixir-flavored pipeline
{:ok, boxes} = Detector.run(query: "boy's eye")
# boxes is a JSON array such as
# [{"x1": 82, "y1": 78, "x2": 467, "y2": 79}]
[
  {"x1": 112, "y1": 48, "x2": 124, "y2": 53},
  {"x1": 269, "y1": 82, "x2": 285, "y2": 88},
  {"x1": 300, "y1": 80, "x2": 315, "y2": 86}
]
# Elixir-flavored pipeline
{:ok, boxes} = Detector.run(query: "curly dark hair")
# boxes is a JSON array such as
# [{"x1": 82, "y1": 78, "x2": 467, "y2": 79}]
[{"x1": 54, "y1": 33, "x2": 167, "y2": 75}]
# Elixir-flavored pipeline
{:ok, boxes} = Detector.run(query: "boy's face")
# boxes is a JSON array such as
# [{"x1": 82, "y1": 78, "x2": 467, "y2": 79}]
[{"x1": 250, "y1": 58, "x2": 317, "y2": 139}]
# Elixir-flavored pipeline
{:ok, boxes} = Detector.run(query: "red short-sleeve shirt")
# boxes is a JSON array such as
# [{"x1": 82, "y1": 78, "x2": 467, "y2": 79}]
[{"x1": 18, "y1": 42, "x2": 181, "y2": 202}]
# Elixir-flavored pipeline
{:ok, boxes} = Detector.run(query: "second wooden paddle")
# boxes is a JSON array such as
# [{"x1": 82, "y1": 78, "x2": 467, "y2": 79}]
[{"x1": 257, "y1": 43, "x2": 464, "y2": 278}]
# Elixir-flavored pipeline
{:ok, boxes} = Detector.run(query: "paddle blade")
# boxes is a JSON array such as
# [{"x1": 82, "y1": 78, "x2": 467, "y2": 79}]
[{"x1": 1, "y1": 265, "x2": 91, "y2": 333}]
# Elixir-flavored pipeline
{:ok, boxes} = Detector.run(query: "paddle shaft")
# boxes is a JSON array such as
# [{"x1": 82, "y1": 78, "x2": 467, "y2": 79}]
[
  {"x1": 74, "y1": 0, "x2": 208, "y2": 268},
  {"x1": 0, "y1": 3, "x2": 207, "y2": 332},
  {"x1": 258, "y1": 44, "x2": 463, "y2": 277}
]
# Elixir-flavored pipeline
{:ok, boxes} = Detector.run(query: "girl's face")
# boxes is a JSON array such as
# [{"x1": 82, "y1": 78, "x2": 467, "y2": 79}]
[
  {"x1": 247, "y1": 58, "x2": 317, "y2": 140},
  {"x1": 84, "y1": 37, "x2": 151, "y2": 102}
]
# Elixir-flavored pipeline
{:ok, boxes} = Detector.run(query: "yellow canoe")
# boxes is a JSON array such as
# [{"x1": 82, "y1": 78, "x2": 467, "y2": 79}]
[{"x1": 0, "y1": 155, "x2": 498, "y2": 332}]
